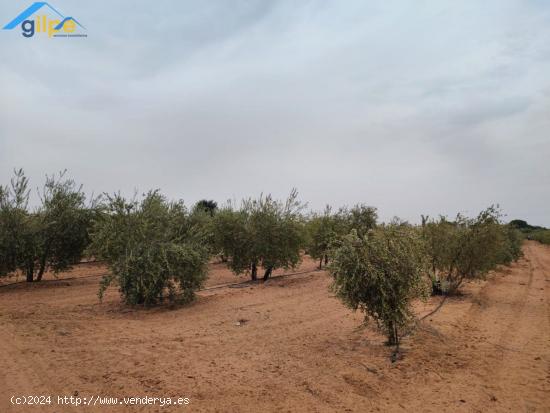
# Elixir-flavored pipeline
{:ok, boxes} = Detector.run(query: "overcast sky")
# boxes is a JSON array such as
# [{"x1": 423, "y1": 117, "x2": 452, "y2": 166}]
[{"x1": 0, "y1": 0, "x2": 549, "y2": 225}]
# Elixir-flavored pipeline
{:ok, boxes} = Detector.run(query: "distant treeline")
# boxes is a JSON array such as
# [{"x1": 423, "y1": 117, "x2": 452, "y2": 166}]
[{"x1": 509, "y1": 219, "x2": 550, "y2": 245}]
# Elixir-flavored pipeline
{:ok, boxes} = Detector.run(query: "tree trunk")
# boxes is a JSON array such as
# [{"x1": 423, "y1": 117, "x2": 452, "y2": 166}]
[
  {"x1": 36, "y1": 268, "x2": 45, "y2": 281},
  {"x1": 263, "y1": 266, "x2": 273, "y2": 281},
  {"x1": 251, "y1": 262, "x2": 257, "y2": 281},
  {"x1": 389, "y1": 323, "x2": 400, "y2": 362},
  {"x1": 387, "y1": 321, "x2": 399, "y2": 347},
  {"x1": 324, "y1": 254, "x2": 329, "y2": 266},
  {"x1": 394, "y1": 324, "x2": 400, "y2": 352},
  {"x1": 448, "y1": 276, "x2": 464, "y2": 295},
  {"x1": 319, "y1": 257, "x2": 323, "y2": 270},
  {"x1": 432, "y1": 278, "x2": 444, "y2": 295},
  {"x1": 26, "y1": 263, "x2": 34, "y2": 283},
  {"x1": 36, "y1": 255, "x2": 47, "y2": 281}
]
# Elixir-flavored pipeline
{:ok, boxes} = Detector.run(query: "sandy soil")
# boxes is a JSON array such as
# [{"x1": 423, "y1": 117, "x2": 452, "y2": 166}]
[{"x1": 0, "y1": 242, "x2": 548, "y2": 412}]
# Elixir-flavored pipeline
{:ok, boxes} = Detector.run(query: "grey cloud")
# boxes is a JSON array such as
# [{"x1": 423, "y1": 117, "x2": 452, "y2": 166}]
[
  {"x1": 448, "y1": 97, "x2": 532, "y2": 127},
  {"x1": 0, "y1": 0, "x2": 549, "y2": 226}
]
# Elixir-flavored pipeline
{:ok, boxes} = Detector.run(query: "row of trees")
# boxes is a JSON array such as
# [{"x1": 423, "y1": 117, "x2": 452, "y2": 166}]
[
  {"x1": 305, "y1": 205, "x2": 377, "y2": 269},
  {"x1": 422, "y1": 207, "x2": 523, "y2": 294},
  {"x1": 330, "y1": 208, "x2": 523, "y2": 349},
  {"x1": 0, "y1": 171, "x2": 311, "y2": 304},
  {"x1": 0, "y1": 170, "x2": 525, "y2": 349},
  {"x1": 0, "y1": 170, "x2": 378, "y2": 302}
]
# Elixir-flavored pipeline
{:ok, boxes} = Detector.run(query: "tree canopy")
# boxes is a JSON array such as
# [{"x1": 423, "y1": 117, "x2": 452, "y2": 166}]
[
  {"x1": 89, "y1": 191, "x2": 210, "y2": 305},
  {"x1": 0, "y1": 169, "x2": 95, "y2": 282},
  {"x1": 214, "y1": 190, "x2": 306, "y2": 280}
]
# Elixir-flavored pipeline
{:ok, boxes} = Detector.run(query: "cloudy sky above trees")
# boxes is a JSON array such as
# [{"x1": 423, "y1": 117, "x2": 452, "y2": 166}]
[{"x1": 1, "y1": 0, "x2": 549, "y2": 225}]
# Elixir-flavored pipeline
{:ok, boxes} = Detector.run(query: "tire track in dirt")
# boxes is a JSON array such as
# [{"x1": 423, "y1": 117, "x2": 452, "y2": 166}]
[
  {"x1": 380, "y1": 241, "x2": 550, "y2": 412},
  {"x1": 453, "y1": 242, "x2": 550, "y2": 411}
]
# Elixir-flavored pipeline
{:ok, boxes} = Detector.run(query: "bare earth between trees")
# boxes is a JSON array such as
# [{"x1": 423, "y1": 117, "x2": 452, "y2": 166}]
[{"x1": 0, "y1": 241, "x2": 548, "y2": 412}]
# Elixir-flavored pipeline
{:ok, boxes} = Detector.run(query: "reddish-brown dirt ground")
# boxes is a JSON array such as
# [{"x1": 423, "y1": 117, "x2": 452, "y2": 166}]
[{"x1": 1, "y1": 241, "x2": 549, "y2": 412}]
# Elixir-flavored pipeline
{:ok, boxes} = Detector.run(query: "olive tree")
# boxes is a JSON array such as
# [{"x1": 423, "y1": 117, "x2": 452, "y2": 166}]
[
  {"x1": 34, "y1": 172, "x2": 97, "y2": 280},
  {"x1": 89, "y1": 191, "x2": 210, "y2": 306},
  {"x1": 329, "y1": 224, "x2": 429, "y2": 349},
  {"x1": 189, "y1": 200, "x2": 218, "y2": 256},
  {"x1": 423, "y1": 206, "x2": 522, "y2": 294},
  {"x1": 498, "y1": 225, "x2": 523, "y2": 265},
  {"x1": 213, "y1": 206, "x2": 256, "y2": 277},
  {"x1": 421, "y1": 216, "x2": 456, "y2": 294},
  {"x1": 305, "y1": 204, "x2": 377, "y2": 270},
  {"x1": 214, "y1": 190, "x2": 306, "y2": 281},
  {"x1": 0, "y1": 169, "x2": 95, "y2": 282},
  {"x1": 306, "y1": 206, "x2": 347, "y2": 269},
  {"x1": 188, "y1": 204, "x2": 217, "y2": 256},
  {"x1": 342, "y1": 204, "x2": 378, "y2": 238},
  {"x1": 0, "y1": 169, "x2": 29, "y2": 278}
]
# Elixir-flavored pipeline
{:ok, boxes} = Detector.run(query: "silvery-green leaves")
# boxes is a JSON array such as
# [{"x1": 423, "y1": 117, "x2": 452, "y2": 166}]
[{"x1": 329, "y1": 224, "x2": 429, "y2": 346}]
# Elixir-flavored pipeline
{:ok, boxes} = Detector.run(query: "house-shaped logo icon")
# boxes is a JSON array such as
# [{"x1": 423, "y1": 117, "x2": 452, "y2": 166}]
[{"x1": 3, "y1": 2, "x2": 86, "y2": 38}]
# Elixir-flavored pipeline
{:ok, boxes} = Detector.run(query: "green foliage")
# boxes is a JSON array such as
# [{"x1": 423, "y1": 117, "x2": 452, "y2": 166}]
[
  {"x1": 212, "y1": 207, "x2": 251, "y2": 271},
  {"x1": 0, "y1": 169, "x2": 95, "y2": 282},
  {"x1": 508, "y1": 219, "x2": 548, "y2": 245},
  {"x1": 213, "y1": 190, "x2": 306, "y2": 280},
  {"x1": 530, "y1": 229, "x2": 550, "y2": 245},
  {"x1": 305, "y1": 206, "x2": 347, "y2": 268},
  {"x1": 423, "y1": 206, "x2": 523, "y2": 294},
  {"x1": 421, "y1": 216, "x2": 454, "y2": 282},
  {"x1": 194, "y1": 199, "x2": 218, "y2": 216},
  {"x1": 0, "y1": 169, "x2": 30, "y2": 277},
  {"x1": 509, "y1": 219, "x2": 546, "y2": 233},
  {"x1": 187, "y1": 206, "x2": 217, "y2": 255},
  {"x1": 188, "y1": 201, "x2": 218, "y2": 255},
  {"x1": 329, "y1": 225, "x2": 429, "y2": 347},
  {"x1": 498, "y1": 225, "x2": 524, "y2": 265},
  {"x1": 509, "y1": 219, "x2": 530, "y2": 230},
  {"x1": 38, "y1": 172, "x2": 97, "y2": 277},
  {"x1": 341, "y1": 204, "x2": 378, "y2": 239},
  {"x1": 89, "y1": 191, "x2": 210, "y2": 306},
  {"x1": 305, "y1": 204, "x2": 377, "y2": 269}
]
